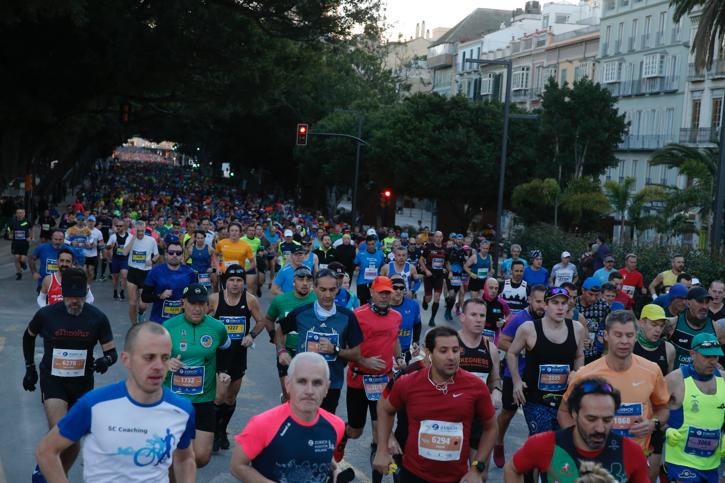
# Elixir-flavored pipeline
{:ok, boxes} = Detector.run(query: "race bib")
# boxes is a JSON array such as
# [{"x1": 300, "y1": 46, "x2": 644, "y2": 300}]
[
  {"x1": 450, "y1": 275, "x2": 462, "y2": 287},
  {"x1": 41, "y1": 224, "x2": 50, "y2": 231},
  {"x1": 556, "y1": 272, "x2": 573, "y2": 285},
  {"x1": 431, "y1": 258, "x2": 444, "y2": 270},
  {"x1": 364, "y1": 265, "x2": 377, "y2": 281},
  {"x1": 418, "y1": 420, "x2": 463, "y2": 461},
  {"x1": 538, "y1": 364, "x2": 570, "y2": 392},
  {"x1": 198, "y1": 272, "x2": 211, "y2": 289},
  {"x1": 162, "y1": 299, "x2": 183, "y2": 319},
  {"x1": 685, "y1": 426, "x2": 721, "y2": 457},
  {"x1": 171, "y1": 366, "x2": 205, "y2": 395},
  {"x1": 363, "y1": 374, "x2": 389, "y2": 401},
  {"x1": 477, "y1": 268, "x2": 489, "y2": 279},
  {"x1": 45, "y1": 258, "x2": 58, "y2": 274},
  {"x1": 131, "y1": 250, "x2": 146, "y2": 263},
  {"x1": 612, "y1": 402, "x2": 643, "y2": 437},
  {"x1": 305, "y1": 331, "x2": 339, "y2": 361},
  {"x1": 14, "y1": 231, "x2": 26, "y2": 240},
  {"x1": 221, "y1": 316, "x2": 247, "y2": 340},
  {"x1": 482, "y1": 329, "x2": 496, "y2": 341},
  {"x1": 622, "y1": 285, "x2": 636, "y2": 298},
  {"x1": 115, "y1": 246, "x2": 125, "y2": 256},
  {"x1": 398, "y1": 328, "x2": 413, "y2": 350},
  {"x1": 51, "y1": 348, "x2": 87, "y2": 377}
]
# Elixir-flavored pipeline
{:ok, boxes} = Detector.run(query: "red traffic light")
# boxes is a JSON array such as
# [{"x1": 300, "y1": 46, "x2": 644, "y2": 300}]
[
  {"x1": 296, "y1": 123, "x2": 309, "y2": 146},
  {"x1": 383, "y1": 189, "x2": 392, "y2": 198}
]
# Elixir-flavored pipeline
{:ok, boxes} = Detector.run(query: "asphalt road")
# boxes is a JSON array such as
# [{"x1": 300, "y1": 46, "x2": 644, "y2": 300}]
[{"x1": 0, "y1": 239, "x2": 529, "y2": 482}]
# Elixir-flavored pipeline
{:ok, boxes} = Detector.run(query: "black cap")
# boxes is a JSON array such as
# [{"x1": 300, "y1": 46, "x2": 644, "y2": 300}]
[
  {"x1": 291, "y1": 244, "x2": 306, "y2": 254},
  {"x1": 687, "y1": 286, "x2": 713, "y2": 302},
  {"x1": 183, "y1": 283, "x2": 209, "y2": 303},
  {"x1": 327, "y1": 261, "x2": 346, "y2": 277},
  {"x1": 61, "y1": 268, "x2": 87, "y2": 298},
  {"x1": 223, "y1": 264, "x2": 245, "y2": 281},
  {"x1": 293, "y1": 266, "x2": 313, "y2": 278}
]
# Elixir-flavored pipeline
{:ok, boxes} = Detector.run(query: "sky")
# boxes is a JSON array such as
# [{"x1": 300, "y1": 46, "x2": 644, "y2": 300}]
[{"x1": 383, "y1": 0, "x2": 522, "y2": 40}]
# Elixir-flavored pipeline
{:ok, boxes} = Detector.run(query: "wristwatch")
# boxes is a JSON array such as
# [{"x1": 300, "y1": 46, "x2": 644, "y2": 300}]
[
  {"x1": 471, "y1": 460, "x2": 486, "y2": 473},
  {"x1": 334, "y1": 345, "x2": 341, "y2": 355},
  {"x1": 653, "y1": 418, "x2": 661, "y2": 431}
]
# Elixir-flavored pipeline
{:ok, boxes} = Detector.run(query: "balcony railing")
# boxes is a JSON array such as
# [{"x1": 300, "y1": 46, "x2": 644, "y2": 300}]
[
  {"x1": 618, "y1": 134, "x2": 675, "y2": 151},
  {"x1": 511, "y1": 88, "x2": 531, "y2": 100},
  {"x1": 679, "y1": 127, "x2": 720, "y2": 144},
  {"x1": 655, "y1": 31, "x2": 664, "y2": 47},
  {"x1": 609, "y1": 77, "x2": 679, "y2": 97},
  {"x1": 688, "y1": 63, "x2": 706, "y2": 80},
  {"x1": 641, "y1": 33, "x2": 650, "y2": 49},
  {"x1": 627, "y1": 36, "x2": 635, "y2": 52},
  {"x1": 614, "y1": 40, "x2": 622, "y2": 53},
  {"x1": 709, "y1": 59, "x2": 725, "y2": 78}
]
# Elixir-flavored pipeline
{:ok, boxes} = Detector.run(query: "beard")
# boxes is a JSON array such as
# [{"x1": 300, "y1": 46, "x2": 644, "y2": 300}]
[{"x1": 64, "y1": 300, "x2": 85, "y2": 316}]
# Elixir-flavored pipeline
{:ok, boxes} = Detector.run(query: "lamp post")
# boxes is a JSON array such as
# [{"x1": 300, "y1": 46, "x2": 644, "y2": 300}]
[
  {"x1": 712, "y1": 123, "x2": 725, "y2": 255},
  {"x1": 334, "y1": 109, "x2": 364, "y2": 227},
  {"x1": 466, "y1": 58, "x2": 512, "y2": 272}
]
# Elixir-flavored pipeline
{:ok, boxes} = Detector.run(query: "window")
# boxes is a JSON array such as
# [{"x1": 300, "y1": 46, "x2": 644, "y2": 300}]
[
  {"x1": 535, "y1": 65, "x2": 545, "y2": 89},
  {"x1": 644, "y1": 16, "x2": 651, "y2": 34},
  {"x1": 523, "y1": 38, "x2": 533, "y2": 50},
  {"x1": 658, "y1": 12, "x2": 666, "y2": 34},
  {"x1": 512, "y1": 66, "x2": 531, "y2": 90},
  {"x1": 461, "y1": 51, "x2": 467, "y2": 71},
  {"x1": 631, "y1": 18, "x2": 638, "y2": 50},
  {"x1": 631, "y1": 159, "x2": 639, "y2": 177},
  {"x1": 643, "y1": 54, "x2": 665, "y2": 77},
  {"x1": 691, "y1": 98, "x2": 701, "y2": 128},
  {"x1": 481, "y1": 74, "x2": 493, "y2": 95},
  {"x1": 543, "y1": 14, "x2": 550, "y2": 28},
  {"x1": 605, "y1": 25, "x2": 612, "y2": 44},
  {"x1": 617, "y1": 22, "x2": 624, "y2": 44},
  {"x1": 712, "y1": 98, "x2": 723, "y2": 128},
  {"x1": 545, "y1": 65, "x2": 557, "y2": 82},
  {"x1": 603, "y1": 61, "x2": 622, "y2": 82},
  {"x1": 575, "y1": 62, "x2": 591, "y2": 80},
  {"x1": 555, "y1": 14, "x2": 570, "y2": 23},
  {"x1": 560, "y1": 68, "x2": 568, "y2": 85}
]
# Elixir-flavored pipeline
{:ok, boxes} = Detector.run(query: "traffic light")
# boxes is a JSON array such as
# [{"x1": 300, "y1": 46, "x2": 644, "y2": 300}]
[
  {"x1": 296, "y1": 123, "x2": 308, "y2": 146},
  {"x1": 380, "y1": 188, "x2": 393, "y2": 207},
  {"x1": 383, "y1": 189, "x2": 392, "y2": 199}
]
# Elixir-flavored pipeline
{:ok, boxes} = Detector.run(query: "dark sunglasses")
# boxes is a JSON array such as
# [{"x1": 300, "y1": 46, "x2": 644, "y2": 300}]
[
  {"x1": 167, "y1": 250, "x2": 183, "y2": 255},
  {"x1": 294, "y1": 274, "x2": 314, "y2": 280},
  {"x1": 693, "y1": 340, "x2": 720, "y2": 349},
  {"x1": 115, "y1": 225, "x2": 124, "y2": 228},
  {"x1": 392, "y1": 285, "x2": 406, "y2": 291},
  {"x1": 578, "y1": 381, "x2": 614, "y2": 395}
]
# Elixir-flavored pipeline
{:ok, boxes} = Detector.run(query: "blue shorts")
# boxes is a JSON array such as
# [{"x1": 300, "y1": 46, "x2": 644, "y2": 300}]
[
  {"x1": 667, "y1": 463, "x2": 719, "y2": 483},
  {"x1": 111, "y1": 257, "x2": 128, "y2": 274},
  {"x1": 522, "y1": 402, "x2": 560, "y2": 436}
]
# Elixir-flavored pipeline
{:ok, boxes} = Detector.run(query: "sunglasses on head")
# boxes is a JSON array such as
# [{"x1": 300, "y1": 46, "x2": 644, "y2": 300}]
[
  {"x1": 167, "y1": 250, "x2": 183, "y2": 255},
  {"x1": 578, "y1": 381, "x2": 615, "y2": 395},
  {"x1": 694, "y1": 340, "x2": 720, "y2": 349}
]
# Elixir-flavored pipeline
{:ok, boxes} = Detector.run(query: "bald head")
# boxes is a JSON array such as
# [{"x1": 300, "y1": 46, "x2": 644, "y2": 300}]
[{"x1": 124, "y1": 322, "x2": 171, "y2": 354}]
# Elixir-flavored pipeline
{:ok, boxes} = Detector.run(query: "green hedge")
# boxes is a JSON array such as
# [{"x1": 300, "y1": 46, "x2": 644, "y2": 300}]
[{"x1": 512, "y1": 223, "x2": 725, "y2": 286}]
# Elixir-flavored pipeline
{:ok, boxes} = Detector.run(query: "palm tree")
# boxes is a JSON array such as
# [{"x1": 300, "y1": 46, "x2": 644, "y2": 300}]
[
  {"x1": 627, "y1": 185, "x2": 669, "y2": 242},
  {"x1": 604, "y1": 177, "x2": 637, "y2": 242},
  {"x1": 672, "y1": 0, "x2": 725, "y2": 70}
]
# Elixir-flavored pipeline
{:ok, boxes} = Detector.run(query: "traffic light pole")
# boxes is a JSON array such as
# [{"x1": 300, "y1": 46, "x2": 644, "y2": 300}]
[{"x1": 467, "y1": 58, "x2": 512, "y2": 272}]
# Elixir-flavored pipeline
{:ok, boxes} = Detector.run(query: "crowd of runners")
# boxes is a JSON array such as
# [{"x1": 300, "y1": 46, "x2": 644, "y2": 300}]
[{"x1": 9, "y1": 159, "x2": 725, "y2": 482}]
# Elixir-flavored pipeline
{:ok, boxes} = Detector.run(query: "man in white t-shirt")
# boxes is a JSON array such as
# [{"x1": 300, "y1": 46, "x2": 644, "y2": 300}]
[
  {"x1": 549, "y1": 251, "x2": 578, "y2": 287},
  {"x1": 36, "y1": 322, "x2": 196, "y2": 483},
  {"x1": 83, "y1": 215, "x2": 105, "y2": 286},
  {"x1": 123, "y1": 219, "x2": 159, "y2": 324}
]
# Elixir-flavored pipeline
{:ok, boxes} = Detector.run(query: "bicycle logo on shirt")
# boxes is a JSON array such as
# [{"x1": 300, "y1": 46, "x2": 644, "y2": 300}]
[{"x1": 113, "y1": 429, "x2": 175, "y2": 466}]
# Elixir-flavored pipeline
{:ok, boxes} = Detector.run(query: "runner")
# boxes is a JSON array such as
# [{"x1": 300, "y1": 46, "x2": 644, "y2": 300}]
[
  {"x1": 334, "y1": 233, "x2": 357, "y2": 281},
  {"x1": 23, "y1": 268, "x2": 116, "y2": 477},
  {"x1": 266, "y1": 265, "x2": 317, "y2": 401},
  {"x1": 277, "y1": 229, "x2": 300, "y2": 268},
  {"x1": 10, "y1": 208, "x2": 32, "y2": 280},
  {"x1": 37, "y1": 249, "x2": 95, "y2": 307},
  {"x1": 271, "y1": 244, "x2": 307, "y2": 295},
  {"x1": 670, "y1": 287, "x2": 717, "y2": 369},
  {"x1": 444, "y1": 234, "x2": 468, "y2": 320},
  {"x1": 372, "y1": 326, "x2": 497, "y2": 483},
  {"x1": 338, "y1": 276, "x2": 403, "y2": 475},
  {"x1": 593, "y1": 255, "x2": 617, "y2": 287},
  {"x1": 30, "y1": 230, "x2": 69, "y2": 293},
  {"x1": 381, "y1": 246, "x2": 420, "y2": 298},
  {"x1": 507, "y1": 287, "x2": 586, "y2": 437},
  {"x1": 241, "y1": 224, "x2": 262, "y2": 296},
  {"x1": 38, "y1": 209, "x2": 56, "y2": 243},
  {"x1": 253, "y1": 224, "x2": 270, "y2": 296},
  {"x1": 504, "y1": 377, "x2": 649, "y2": 482},
  {"x1": 35, "y1": 323, "x2": 196, "y2": 483},
  {"x1": 313, "y1": 233, "x2": 337, "y2": 270},
  {"x1": 664, "y1": 333, "x2": 725, "y2": 483},
  {"x1": 558, "y1": 310, "x2": 670, "y2": 481},
  {"x1": 390, "y1": 274, "x2": 422, "y2": 361},
  {"x1": 207, "y1": 264, "x2": 266, "y2": 452},
  {"x1": 523, "y1": 250, "x2": 549, "y2": 287},
  {"x1": 277, "y1": 268, "x2": 380, "y2": 414},
  {"x1": 141, "y1": 240, "x2": 197, "y2": 324},
  {"x1": 82, "y1": 215, "x2": 104, "y2": 285},
  {"x1": 707, "y1": 280, "x2": 725, "y2": 320},
  {"x1": 122, "y1": 219, "x2": 160, "y2": 324},
  {"x1": 482, "y1": 277, "x2": 511, "y2": 339},
  {"x1": 619, "y1": 253, "x2": 645, "y2": 308},
  {"x1": 500, "y1": 243, "x2": 527, "y2": 280},
  {"x1": 187, "y1": 230, "x2": 215, "y2": 292},
  {"x1": 575, "y1": 277, "x2": 611, "y2": 364},
  {"x1": 64, "y1": 214, "x2": 91, "y2": 268},
  {"x1": 354, "y1": 235, "x2": 386, "y2": 306},
  {"x1": 164, "y1": 283, "x2": 231, "y2": 468},
  {"x1": 649, "y1": 254, "x2": 686, "y2": 296},
  {"x1": 494, "y1": 284, "x2": 547, "y2": 468},
  {"x1": 419, "y1": 231, "x2": 448, "y2": 327},
  {"x1": 550, "y1": 251, "x2": 578, "y2": 287},
  {"x1": 653, "y1": 282, "x2": 689, "y2": 317},
  {"x1": 216, "y1": 222, "x2": 255, "y2": 288},
  {"x1": 106, "y1": 219, "x2": 130, "y2": 300},
  {"x1": 465, "y1": 240, "x2": 493, "y2": 300},
  {"x1": 328, "y1": 262, "x2": 360, "y2": 310},
  {"x1": 229, "y1": 352, "x2": 346, "y2": 483},
  {"x1": 301, "y1": 236, "x2": 319, "y2": 272},
  {"x1": 500, "y1": 260, "x2": 529, "y2": 314}
]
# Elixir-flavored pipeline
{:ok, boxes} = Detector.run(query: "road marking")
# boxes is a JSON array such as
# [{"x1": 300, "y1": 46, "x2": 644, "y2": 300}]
[
  {"x1": 0, "y1": 336, "x2": 5, "y2": 352},
  {"x1": 0, "y1": 452, "x2": 7, "y2": 483}
]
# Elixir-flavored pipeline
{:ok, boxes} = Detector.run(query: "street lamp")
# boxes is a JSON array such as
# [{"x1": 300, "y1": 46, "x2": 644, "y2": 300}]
[
  {"x1": 334, "y1": 109, "x2": 364, "y2": 227},
  {"x1": 712, "y1": 124, "x2": 725, "y2": 255},
  {"x1": 466, "y1": 58, "x2": 512, "y2": 271}
]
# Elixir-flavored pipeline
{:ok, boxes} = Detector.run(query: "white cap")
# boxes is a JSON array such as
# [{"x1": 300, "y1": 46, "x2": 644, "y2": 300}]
[
  {"x1": 366, "y1": 228, "x2": 377, "y2": 236},
  {"x1": 561, "y1": 251, "x2": 571, "y2": 258},
  {"x1": 692, "y1": 277, "x2": 701, "y2": 286},
  {"x1": 284, "y1": 229, "x2": 293, "y2": 237}
]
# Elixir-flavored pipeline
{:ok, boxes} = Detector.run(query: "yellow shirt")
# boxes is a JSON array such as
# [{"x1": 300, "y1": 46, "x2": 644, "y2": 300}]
[
  {"x1": 661, "y1": 270, "x2": 678, "y2": 289},
  {"x1": 562, "y1": 354, "x2": 669, "y2": 450},
  {"x1": 216, "y1": 239, "x2": 253, "y2": 273}
]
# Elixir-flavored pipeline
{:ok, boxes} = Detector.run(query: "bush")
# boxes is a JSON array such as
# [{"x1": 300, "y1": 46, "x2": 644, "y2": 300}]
[{"x1": 511, "y1": 223, "x2": 592, "y2": 266}]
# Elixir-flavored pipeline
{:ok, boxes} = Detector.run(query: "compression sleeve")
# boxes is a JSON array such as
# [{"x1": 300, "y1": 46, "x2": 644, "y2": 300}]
[
  {"x1": 36, "y1": 292, "x2": 46, "y2": 308},
  {"x1": 23, "y1": 330, "x2": 37, "y2": 366}
]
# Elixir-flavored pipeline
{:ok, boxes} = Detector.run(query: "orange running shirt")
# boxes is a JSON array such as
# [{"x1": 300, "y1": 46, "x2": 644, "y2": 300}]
[{"x1": 216, "y1": 239, "x2": 253, "y2": 273}]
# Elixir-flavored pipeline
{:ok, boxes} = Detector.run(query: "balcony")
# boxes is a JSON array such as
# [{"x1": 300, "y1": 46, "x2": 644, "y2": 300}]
[
  {"x1": 679, "y1": 127, "x2": 720, "y2": 144},
  {"x1": 671, "y1": 28, "x2": 681, "y2": 43},
  {"x1": 641, "y1": 33, "x2": 650, "y2": 49},
  {"x1": 511, "y1": 88, "x2": 531, "y2": 101},
  {"x1": 627, "y1": 36, "x2": 635, "y2": 52},
  {"x1": 709, "y1": 60, "x2": 725, "y2": 78},
  {"x1": 618, "y1": 134, "x2": 674, "y2": 151},
  {"x1": 614, "y1": 40, "x2": 622, "y2": 54},
  {"x1": 601, "y1": 42, "x2": 609, "y2": 56},
  {"x1": 688, "y1": 63, "x2": 706, "y2": 80},
  {"x1": 428, "y1": 53, "x2": 455, "y2": 69},
  {"x1": 655, "y1": 31, "x2": 664, "y2": 47}
]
